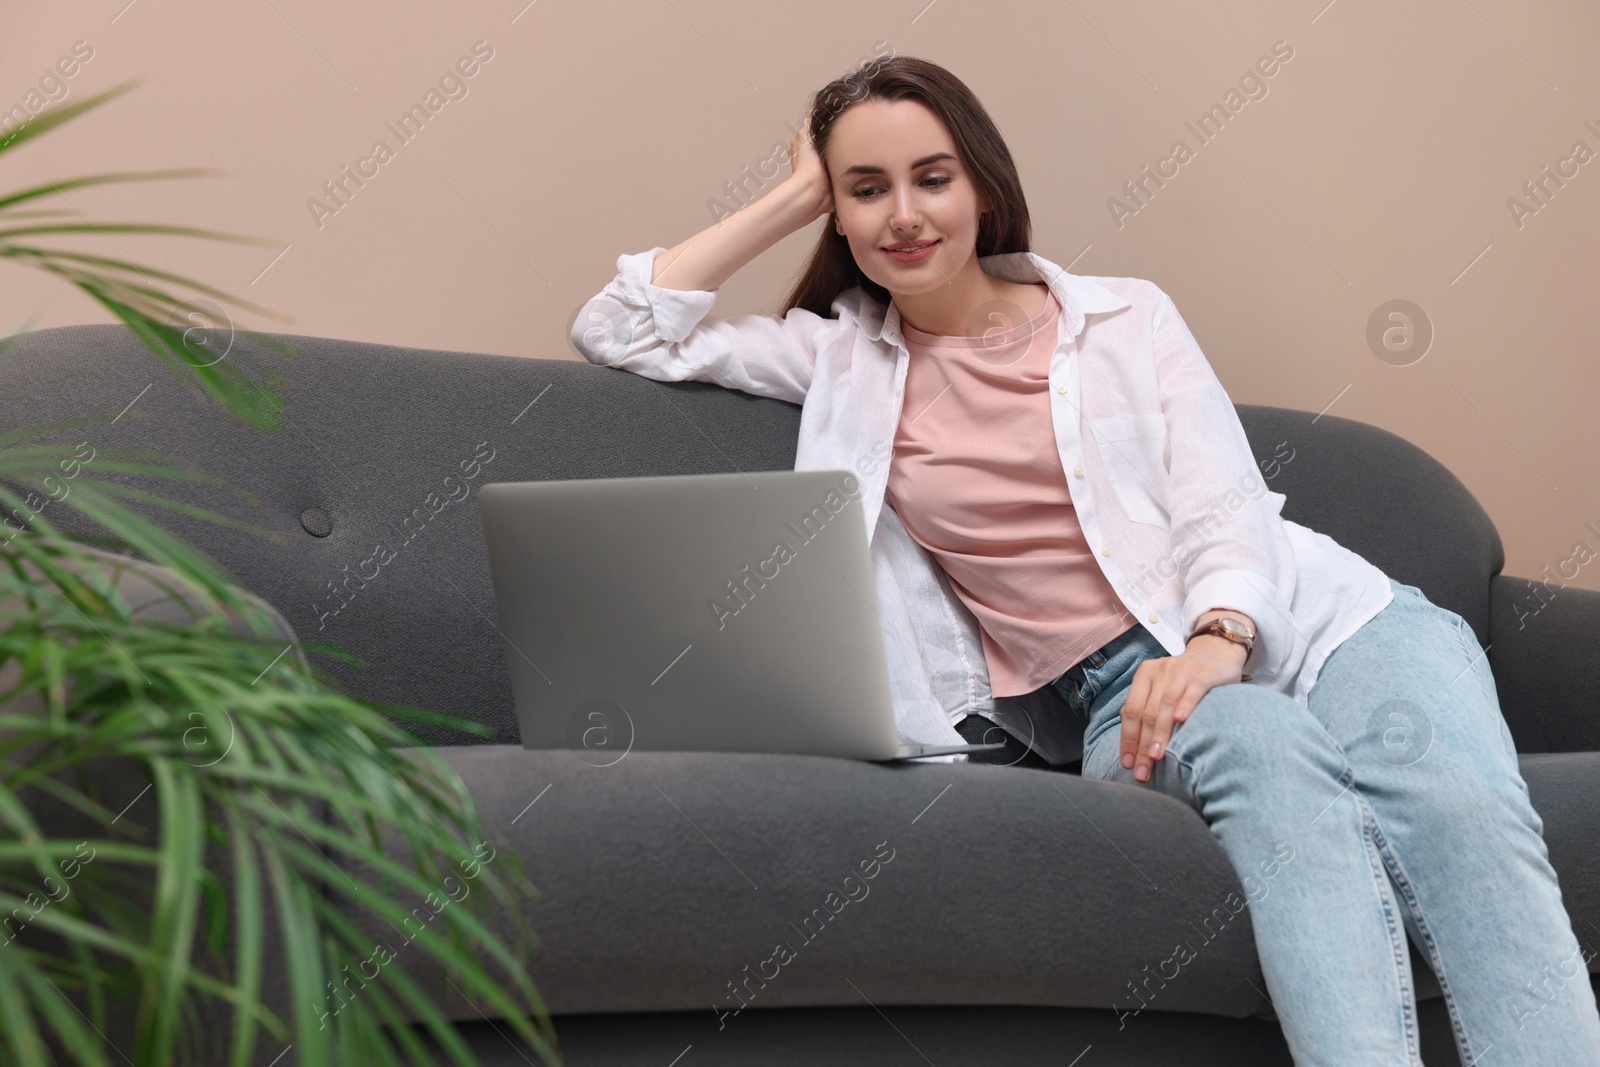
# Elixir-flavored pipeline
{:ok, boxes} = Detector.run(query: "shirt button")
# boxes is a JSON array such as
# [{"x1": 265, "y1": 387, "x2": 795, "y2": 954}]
[
  {"x1": 1055, "y1": 383, "x2": 1068, "y2": 395},
  {"x1": 1072, "y1": 464, "x2": 1084, "y2": 477},
  {"x1": 1146, "y1": 612, "x2": 1159, "y2": 624},
  {"x1": 1100, "y1": 544, "x2": 1110, "y2": 556}
]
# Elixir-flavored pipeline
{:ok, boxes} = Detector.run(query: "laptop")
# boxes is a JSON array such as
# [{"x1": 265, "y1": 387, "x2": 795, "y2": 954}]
[{"x1": 477, "y1": 469, "x2": 1006, "y2": 762}]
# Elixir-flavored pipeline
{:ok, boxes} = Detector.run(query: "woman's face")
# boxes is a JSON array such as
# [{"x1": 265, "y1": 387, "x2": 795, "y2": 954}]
[{"x1": 827, "y1": 98, "x2": 991, "y2": 299}]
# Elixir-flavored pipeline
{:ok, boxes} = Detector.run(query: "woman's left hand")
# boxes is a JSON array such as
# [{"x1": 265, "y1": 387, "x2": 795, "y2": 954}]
[{"x1": 1120, "y1": 637, "x2": 1249, "y2": 783}]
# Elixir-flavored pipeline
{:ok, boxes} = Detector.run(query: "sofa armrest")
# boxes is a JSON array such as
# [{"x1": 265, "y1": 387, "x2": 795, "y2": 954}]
[{"x1": 1488, "y1": 574, "x2": 1600, "y2": 754}]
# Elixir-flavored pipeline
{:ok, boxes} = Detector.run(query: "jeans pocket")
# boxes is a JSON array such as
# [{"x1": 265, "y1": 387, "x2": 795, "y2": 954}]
[
  {"x1": 1071, "y1": 658, "x2": 1114, "y2": 710},
  {"x1": 1079, "y1": 649, "x2": 1109, "y2": 688},
  {"x1": 1055, "y1": 661, "x2": 1097, "y2": 716}
]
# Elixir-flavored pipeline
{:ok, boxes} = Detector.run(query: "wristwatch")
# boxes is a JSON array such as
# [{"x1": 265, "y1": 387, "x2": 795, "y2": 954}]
[{"x1": 1188, "y1": 616, "x2": 1256, "y2": 681}]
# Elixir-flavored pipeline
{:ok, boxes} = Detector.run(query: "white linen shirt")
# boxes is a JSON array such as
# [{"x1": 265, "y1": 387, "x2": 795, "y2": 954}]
[{"x1": 571, "y1": 246, "x2": 1394, "y2": 764}]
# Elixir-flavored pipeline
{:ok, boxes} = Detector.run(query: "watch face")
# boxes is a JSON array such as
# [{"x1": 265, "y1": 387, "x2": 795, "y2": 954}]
[{"x1": 1218, "y1": 618, "x2": 1252, "y2": 639}]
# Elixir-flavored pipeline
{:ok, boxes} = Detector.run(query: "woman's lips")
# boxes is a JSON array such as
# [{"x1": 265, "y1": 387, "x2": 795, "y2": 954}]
[{"x1": 883, "y1": 240, "x2": 939, "y2": 263}]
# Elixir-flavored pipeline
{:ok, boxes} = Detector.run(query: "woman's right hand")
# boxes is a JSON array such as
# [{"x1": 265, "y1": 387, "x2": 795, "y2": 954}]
[
  {"x1": 648, "y1": 110, "x2": 838, "y2": 292},
  {"x1": 786, "y1": 111, "x2": 836, "y2": 227}
]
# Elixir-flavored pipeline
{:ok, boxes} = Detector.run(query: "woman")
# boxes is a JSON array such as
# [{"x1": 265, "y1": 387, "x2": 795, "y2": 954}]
[{"x1": 571, "y1": 55, "x2": 1600, "y2": 1065}]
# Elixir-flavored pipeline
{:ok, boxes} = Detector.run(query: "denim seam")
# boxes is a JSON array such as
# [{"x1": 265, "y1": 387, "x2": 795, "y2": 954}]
[
  {"x1": 1170, "y1": 732, "x2": 1423, "y2": 1061},
  {"x1": 1395, "y1": 592, "x2": 1475, "y2": 656},
  {"x1": 1357, "y1": 794, "x2": 1423, "y2": 1063},
  {"x1": 1452, "y1": 614, "x2": 1482, "y2": 663},
  {"x1": 1369, "y1": 815, "x2": 1478, "y2": 1065},
  {"x1": 1379, "y1": 853, "x2": 1480, "y2": 1066},
  {"x1": 1171, "y1": 750, "x2": 1202, "y2": 809},
  {"x1": 1395, "y1": 596, "x2": 1485, "y2": 680}
]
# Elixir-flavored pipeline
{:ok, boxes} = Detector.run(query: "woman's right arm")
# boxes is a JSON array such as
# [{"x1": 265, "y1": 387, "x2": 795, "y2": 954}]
[
  {"x1": 571, "y1": 121, "x2": 842, "y2": 405},
  {"x1": 650, "y1": 175, "x2": 824, "y2": 293}
]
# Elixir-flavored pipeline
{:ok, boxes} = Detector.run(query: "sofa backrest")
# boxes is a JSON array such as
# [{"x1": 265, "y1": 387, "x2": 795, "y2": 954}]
[
  {"x1": 0, "y1": 325, "x2": 1503, "y2": 743},
  {"x1": 1231, "y1": 404, "x2": 1503, "y2": 640}
]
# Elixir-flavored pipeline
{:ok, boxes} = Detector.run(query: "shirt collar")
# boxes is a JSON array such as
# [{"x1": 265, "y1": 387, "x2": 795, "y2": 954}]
[{"x1": 858, "y1": 250, "x2": 1132, "y2": 347}]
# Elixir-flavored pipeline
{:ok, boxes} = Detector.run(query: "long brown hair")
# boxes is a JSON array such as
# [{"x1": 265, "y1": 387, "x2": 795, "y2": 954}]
[{"x1": 780, "y1": 55, "x2": 1033, "y2": 319}]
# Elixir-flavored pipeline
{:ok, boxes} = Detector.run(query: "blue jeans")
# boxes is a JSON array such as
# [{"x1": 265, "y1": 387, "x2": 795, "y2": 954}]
[{"x1": 1052, "y1": 577, "x2": 1600, "y2": 1065}]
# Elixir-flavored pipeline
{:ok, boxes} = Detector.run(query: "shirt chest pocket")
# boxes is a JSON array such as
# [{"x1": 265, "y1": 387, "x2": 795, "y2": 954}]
[{"x1": 1089, "y1": 414, "x2": 1171, "y2": 529}]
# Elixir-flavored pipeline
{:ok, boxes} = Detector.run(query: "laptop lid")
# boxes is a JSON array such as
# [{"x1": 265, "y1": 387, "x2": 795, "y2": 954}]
[{"x1": 479, "y1": 469, "x2": 928, "y2": 761}]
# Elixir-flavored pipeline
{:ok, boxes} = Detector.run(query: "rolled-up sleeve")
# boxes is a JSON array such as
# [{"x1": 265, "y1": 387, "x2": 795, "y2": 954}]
[
  {"x1": 570, "y1": 246, "x2": 841, "y2": 407},
  {"x1": 1152, "y1": 289, "x2": 1297, "y2": 678}
]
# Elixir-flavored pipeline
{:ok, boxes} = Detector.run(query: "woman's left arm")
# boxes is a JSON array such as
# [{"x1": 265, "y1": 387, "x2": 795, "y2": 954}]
[
  {"x1": 1152, "y1": 290, "x2": 1296, "y2": 665},
  {"x1": 1118, "y1": 289, "x2": 1297, "y2": 782}
]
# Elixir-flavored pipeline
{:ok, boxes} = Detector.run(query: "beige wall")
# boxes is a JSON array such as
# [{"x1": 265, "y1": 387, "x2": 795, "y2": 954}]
[{"x1": 7, "y1": 2, "x2": 1599, "y2": 593}]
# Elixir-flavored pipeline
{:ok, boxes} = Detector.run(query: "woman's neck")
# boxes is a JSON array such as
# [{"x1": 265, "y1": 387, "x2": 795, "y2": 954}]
[{"x1": 893, "y1": 271, "x2": 1048, "y2": 338}]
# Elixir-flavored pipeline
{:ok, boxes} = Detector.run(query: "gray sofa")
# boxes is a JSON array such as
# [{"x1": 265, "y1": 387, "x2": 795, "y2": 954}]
[{"x1": 3, "y1": 323, "x2": 1597, "y2": 1066}]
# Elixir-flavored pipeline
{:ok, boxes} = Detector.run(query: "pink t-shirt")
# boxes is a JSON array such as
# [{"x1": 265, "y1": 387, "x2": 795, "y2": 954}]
[{"x1": 886, "y1": 286, "x2": 1136, "y2": 697}]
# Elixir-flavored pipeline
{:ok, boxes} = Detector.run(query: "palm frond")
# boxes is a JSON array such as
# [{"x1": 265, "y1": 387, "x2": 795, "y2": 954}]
[
  {"x1": 2, "y1": 534, "x2": 563, "y2": 1065},
  {"x1": 1, "y1": 76, "x2": 562, "y2": 1066},
  {"x1": 0, "y1": 169, "x2": 213, "y2": 214},
  {"x1": 0, "y1": 80, "x2": 143, "y2": 158},
  {"x1": 1, "y1": 76, "x2": 297, "y2": 428}
]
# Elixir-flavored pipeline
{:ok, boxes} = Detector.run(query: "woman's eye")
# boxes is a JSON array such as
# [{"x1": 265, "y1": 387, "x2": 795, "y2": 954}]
[{"x1": 852, "y1": 175, "x2": 952, "y2": 199}]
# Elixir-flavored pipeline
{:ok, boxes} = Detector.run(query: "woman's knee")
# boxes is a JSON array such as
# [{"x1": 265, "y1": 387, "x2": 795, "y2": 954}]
[{"x1": 1170, "y1": 684, "x2": 1330, "y2": 763}]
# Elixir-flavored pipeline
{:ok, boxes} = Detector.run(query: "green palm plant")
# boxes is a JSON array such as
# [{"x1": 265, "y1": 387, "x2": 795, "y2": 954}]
[{"x1": 0, "y1": 81, "x2": 561, "y2": 1065}]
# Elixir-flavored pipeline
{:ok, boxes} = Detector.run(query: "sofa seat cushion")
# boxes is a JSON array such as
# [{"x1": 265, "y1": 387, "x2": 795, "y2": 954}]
[
  {"x1": 373, "y1": 746, "x2": 1273, "y2": 1020},
  {"x1": 1518, "y1": 752, "x2": 1600, "y2": 957},
  {"x1": 368, "y1": 746, "x2": 1600, "y2": 1027}
]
